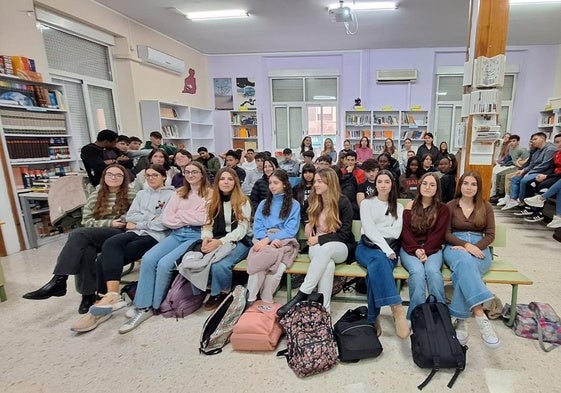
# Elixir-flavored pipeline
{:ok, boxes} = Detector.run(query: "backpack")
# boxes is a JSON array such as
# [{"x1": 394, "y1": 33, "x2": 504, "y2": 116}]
[
  {"x1": 333, "y1": 306, "x2": 383, "y2": 362},
  {"x1": 277, "y1": 293, "x2": 338, "y2": 377},
  {"x1": 230, "y1": 301, "x2": 283, "y2": 351},
  {"x1": 504, "y1": 302, "x2": 561, "y2": 352},
  {"x1": 158, "y1": 274, "x2": 205, "y2": 319},
  {"x1": 199, "y1": 285, "x2": 247, "y2": 355},
  {"x1": 120, "y1": 281, "x2": 137, "y2": 304},
  {"x1": 410, "y1": 295, "x2": 467, "y2": 390}
]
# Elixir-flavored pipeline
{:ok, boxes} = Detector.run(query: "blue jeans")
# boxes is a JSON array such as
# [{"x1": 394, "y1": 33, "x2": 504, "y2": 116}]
[
  {"x1": 400, "y1": 249, "x2": 445, "y2": 319},
  {"x1": 355, "y1": 242, "x2": 402, "y2": 323},
  {"x1": 135, "y1": 226, "x2": 201, "y2": 309},
  {"x1": 542, "y1": 179, "x2": 561, "y2": 215},
  {"x1": 509, "y1": 173, "x2": 538, "y2": 201},
  {"x1": 208, "y1": 242, "x2": 250, "y2": 296},
  {"x1": 443, "y1": 232, "x2": 494, "y2": 319}
]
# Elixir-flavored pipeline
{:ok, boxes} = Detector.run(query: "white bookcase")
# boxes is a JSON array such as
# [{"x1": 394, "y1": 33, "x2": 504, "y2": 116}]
[
  {"x1": 0, "y1": 74, "x2": 78, "y2": 250},
  {"x1": 400, "y1": 110, "x2": 429, "y2": 150},
  {"x1": 344, "y1": 110, "x2": 371, "y2": 146},
  {"x1": 372, "y1": 110, "x2": 400, "y2": 155},
  {"x1": 139, "y1": 100, "x2": 215, "y2": 153},
  {"x1": 537, "y1": 109, "x2": 561, "y2": 142},
  {"x1": 230, "y1": 109, "x2": 258, "y2": 151}
]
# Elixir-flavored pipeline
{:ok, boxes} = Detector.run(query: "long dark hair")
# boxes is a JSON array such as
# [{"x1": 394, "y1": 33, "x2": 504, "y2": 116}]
[
  {"x1": 262, "y1": 169, "x2": 293, "y2": 219},
  {"x1": 410, "y1": 172, "x2": 442, "y2": 233},
  {"x1": 405, "y1": 156, "x2": 423, "y2": 178},
  {"x1": 370, "y1": 169, "x2": 399, "y2": 219},
  {"x1": 454, "y1": 171, "x2": 487, "y2": 228},
  {"x1": 148, "y1": 148, "x2": 171, "y2": 170}
]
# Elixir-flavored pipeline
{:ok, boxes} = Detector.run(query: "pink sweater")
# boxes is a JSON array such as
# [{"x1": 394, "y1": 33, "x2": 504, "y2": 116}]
[
  {"x1": 356, "y1": 147, "x2": 373, "y2": 163},
  {"x1": 162, "y1": 190, "x2": 207, "y2": 229}
]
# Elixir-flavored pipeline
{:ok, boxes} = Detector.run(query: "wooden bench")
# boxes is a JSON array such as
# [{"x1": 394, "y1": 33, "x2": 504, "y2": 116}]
[{"x1": 234, "y1": 222, "x2": 532, "y2": 327}]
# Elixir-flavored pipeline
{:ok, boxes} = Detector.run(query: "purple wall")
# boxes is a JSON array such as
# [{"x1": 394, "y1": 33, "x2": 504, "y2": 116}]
[{"x1": 208, "y1": 45, "x2": 558, "y2": 153}]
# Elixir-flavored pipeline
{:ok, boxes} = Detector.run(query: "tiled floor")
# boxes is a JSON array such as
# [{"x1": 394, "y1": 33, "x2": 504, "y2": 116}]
[{"x1": 1, "y1": 209, "x2": 560, "y2": 393}]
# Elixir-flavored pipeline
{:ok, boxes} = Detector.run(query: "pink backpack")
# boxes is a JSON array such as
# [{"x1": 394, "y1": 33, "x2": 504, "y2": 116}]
[
  {"x1": 158, "y1": 274, "x2": 205, "y2": 318},
  {"x1": 231, "y1": 301, "x2": 283, "y2": 351}
]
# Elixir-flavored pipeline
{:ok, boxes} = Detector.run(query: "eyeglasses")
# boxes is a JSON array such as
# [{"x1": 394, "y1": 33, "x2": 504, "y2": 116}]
[
  {"x1": 145, "y1": 173, "x2": 162, "y2": 178},
  {"x1": 105, "y1": 173, "x2": 124, "y2": 179},
  {"x1": 183, "y1": 170, "x2": 201, "y2": 176},
  {"x1": 421, "y1": 181, "x2": 437, "y2": 188}
]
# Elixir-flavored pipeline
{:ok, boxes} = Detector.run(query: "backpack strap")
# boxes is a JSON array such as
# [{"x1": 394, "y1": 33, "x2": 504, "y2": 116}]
[
  {"x1": 417, "y1": 369, "x2": 437, "y2": 390},
  {"x1": 529, "y1": 302, "x2": 560, "y2": 352},
  {"x1": 276, "y1": 348, "x2": 289, "y2": 361},
  {"x1": 199, "y1": 347, "x2": 222, "y2": 355}
]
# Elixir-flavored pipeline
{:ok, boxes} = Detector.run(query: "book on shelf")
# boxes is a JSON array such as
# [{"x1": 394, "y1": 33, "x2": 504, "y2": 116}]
[
  {"x1": 160, "y1": 107, "x2": 177, "y2": 118},
  {"x1": 383, "y1": 130, "x2": 393, "y2": 138},
  {"x1": 161, "y1": 124, "x2": 179, "y2": 138},
  {"x1": 470, "y1": 89, "x2": 501, "y2": 114},
  {"x1": 473, "y1": 54, "x2": 505, "y2": 88}
]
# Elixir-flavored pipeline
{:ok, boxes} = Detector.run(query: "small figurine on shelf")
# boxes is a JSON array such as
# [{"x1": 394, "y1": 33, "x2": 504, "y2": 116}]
[{"x1": 354, "y1": 97, "x2": 364, "y2": 111}]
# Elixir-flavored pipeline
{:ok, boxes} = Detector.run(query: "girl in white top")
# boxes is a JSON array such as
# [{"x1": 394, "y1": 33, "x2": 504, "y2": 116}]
[{"x1": 355, "y1": 169, "x2": 409, "y2": 338}]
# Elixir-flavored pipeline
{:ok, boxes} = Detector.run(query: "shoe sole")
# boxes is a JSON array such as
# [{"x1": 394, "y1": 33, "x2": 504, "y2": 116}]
[
  {"x1": 119, "y1": 313, "x2": 153, "y2": 334},
  {"x1": 482, "y1": 338, "x2": 501, "y2": 349},
  {"x1": 89, "y1": 300, "x2": 128, "y2": 316},
  {"x1": 70, "y1": 314, "x2": 112, "y2": 333},
  {"x1": 22, "y1": 289, "x2": 66, "y2": 300}
]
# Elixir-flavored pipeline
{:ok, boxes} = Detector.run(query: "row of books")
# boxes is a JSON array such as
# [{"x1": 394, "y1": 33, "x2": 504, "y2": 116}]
[
  {"x1": 1, "y1": 110, "x2": 66, "y2": 131},
  {"x1": 231, "y1": 113, "x2": 257, "y2": 125},
  {"x1": 401, "y1": 114, "x2": 428, "y2": 126},
  {"x1": 345, "y1": 130, "x2": 370, "y2": 139},
  {"x1": 373, "y1": 130, "x2": 394, "y2": 139},
  {"x1": 401, "y1": 130, "x2": 427, "y2": 140},
  {"x1": 161, "y1": 124, "x2": 180, "y2": 138},
  {"x1": 372, "y1": 114, "x2": 399, "y2": 125},
  {"x1": 0, "y1": 82, "x2": 64, "y2": 109},
  {"x1": 233, "y1": 139, "x2": 257, "y2": 151},
  {"x1": 0, "y1": 55, "x2": 38, "y2": 77},
  {"x1": 346, "y1": 114, "x2": 371, "y2": 126},
  {"x1": 6, "y1": 139, "x2": 71, "y2": 161},
  {"x1": 233, "y1": 127, "x2": 257, "y2": 138},
  {"x1": 13, "y1": 166, "x2": 71, "y2": 190},
  {"x1": 540, "y1": 114, "x2": 556, "y2": 126}
]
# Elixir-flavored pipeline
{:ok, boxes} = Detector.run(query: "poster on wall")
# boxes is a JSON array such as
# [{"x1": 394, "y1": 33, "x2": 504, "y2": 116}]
[
  {"x1": 213, "y1": 78, "x2": 233, "y2": 110},
  {"x1": 235, "y1": 77, "x2": 256, "y2": 109}
]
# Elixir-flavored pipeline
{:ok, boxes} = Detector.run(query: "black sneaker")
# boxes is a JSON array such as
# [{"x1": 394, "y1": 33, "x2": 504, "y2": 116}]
[
  {"x1": 513, "y1": 208, "x2": 534, "y2": 216},
  {"x1": 524, "y1": 213, "x2": 544, "y2": 223}
]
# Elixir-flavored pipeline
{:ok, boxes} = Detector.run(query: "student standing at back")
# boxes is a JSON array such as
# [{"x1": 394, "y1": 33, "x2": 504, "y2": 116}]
[
  {"x1": 277, "y1": 168, "x2": 355, "y2": 316},
  {"x1": 400, "y1": 173, "x2": 449, "y2": 319}
]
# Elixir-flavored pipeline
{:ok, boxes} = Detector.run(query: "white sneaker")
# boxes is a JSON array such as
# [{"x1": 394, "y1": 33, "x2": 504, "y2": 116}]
[
  {"x1": 496, "y1": 196, "x2": 509, "y2": 206},
  {"x1": 475, "y1": 316, "x2": 500, "y2": 349},
  {"x1": 453, "y1": 318, "x2": 468, "y2": 345},
  {"x1": 119, "y1": 308, "x2": 153, "y2": 334},
  {"x1": 89, "y1": 292, "x2": 127, "y2": 316},
  {"x1": 125, "y1": 306, "x2": 136, "y2": 319},
  {"x1": 547, "y1": 215, "x2": 561, "y2": 229},
  {"x1": 501, "y1": 199, "x2": 520, "y2": 210},
  {"x1": 524, "y1": 195, "x2": 546, "y2": 208}
]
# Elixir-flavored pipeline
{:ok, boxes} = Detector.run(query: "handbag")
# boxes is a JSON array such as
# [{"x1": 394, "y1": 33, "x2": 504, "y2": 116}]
[{"x1": 360, "y1": 234, "x2": 401, "y2": 255}]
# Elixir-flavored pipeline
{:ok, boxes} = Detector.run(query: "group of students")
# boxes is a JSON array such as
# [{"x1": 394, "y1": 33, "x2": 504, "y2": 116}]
[{"x1": 23, "y1": 139, "x2": 500, "y2": 350}]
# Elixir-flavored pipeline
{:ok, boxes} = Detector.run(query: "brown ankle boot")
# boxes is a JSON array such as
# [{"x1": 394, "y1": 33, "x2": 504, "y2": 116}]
[{"x1": 391, "y1": 304, "x2": 410, "y2": 339}]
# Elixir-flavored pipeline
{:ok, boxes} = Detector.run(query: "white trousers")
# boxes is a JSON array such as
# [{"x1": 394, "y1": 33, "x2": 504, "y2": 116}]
[{"x1": 246, "y1": 263, "x2": 287, "y2": 303}]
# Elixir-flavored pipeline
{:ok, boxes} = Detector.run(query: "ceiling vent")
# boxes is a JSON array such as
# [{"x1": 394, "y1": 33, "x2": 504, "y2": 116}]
[
  {"x1": 376, "y1": 69, "x2": 418, "y2": 84},
  {"x1": 137, "y1": 45, "x2": 185, "y2": 74}
]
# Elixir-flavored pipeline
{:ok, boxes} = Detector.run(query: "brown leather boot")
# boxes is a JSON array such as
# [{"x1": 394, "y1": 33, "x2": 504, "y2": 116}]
[{"x1": 391, "y1": 304, "x2": 410, "y2": 339}]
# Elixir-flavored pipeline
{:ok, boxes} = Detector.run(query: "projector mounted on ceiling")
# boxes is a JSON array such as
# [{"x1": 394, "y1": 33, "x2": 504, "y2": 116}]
[{"x1": 329, "y1": 1, "x2": 353, "y2": 22}]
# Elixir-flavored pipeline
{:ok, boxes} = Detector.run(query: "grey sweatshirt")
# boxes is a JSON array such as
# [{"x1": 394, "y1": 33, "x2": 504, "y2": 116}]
[
  {"x1": 125, "y1": 185, "x2": 175, "y2": 241},
  {"x1": 524, "y1": 142, "x2": 557, "y2": 175}
]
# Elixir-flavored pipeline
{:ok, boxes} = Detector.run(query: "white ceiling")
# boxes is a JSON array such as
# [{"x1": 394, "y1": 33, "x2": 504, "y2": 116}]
[{"x1": 93, "y1": 0, "x2": 561, "y2": 55}]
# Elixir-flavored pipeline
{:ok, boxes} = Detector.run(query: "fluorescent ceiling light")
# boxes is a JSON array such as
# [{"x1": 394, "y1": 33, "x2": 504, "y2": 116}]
[
  {"x1": 510, "y1": 0, "x2": 561, "y2": 4},
  {"x1": 327, "y1": 2, "x2": 397, "y2": 11},
  {"x1": 313, "y1": 95, "x2": 337, "y2": 100},
  {"x1": 185, "y1": 9, "x2": 249, "y2": 20}
]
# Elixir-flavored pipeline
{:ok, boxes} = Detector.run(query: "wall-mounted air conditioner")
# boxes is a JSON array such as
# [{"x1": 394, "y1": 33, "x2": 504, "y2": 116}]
[
  {"x1": 376, "y1": 69, "x2": 418, "y2": 84},
  {"x1": 137, "y1": 45, "x2": 185, "y2": 74}
]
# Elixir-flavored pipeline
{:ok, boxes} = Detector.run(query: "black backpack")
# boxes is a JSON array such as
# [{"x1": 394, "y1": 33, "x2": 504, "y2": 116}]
[
  {"x1": 410, "y1": 295, "x2": 467, "y2": 390},
  {"x1": 334, "y1": 306, "x2": 382, "y2": 362}
]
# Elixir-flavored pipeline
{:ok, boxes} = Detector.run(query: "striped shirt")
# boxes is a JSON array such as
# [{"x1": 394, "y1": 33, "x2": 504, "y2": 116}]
[{"x1": 81, "y1": 189, "x2": 136, "y2": 228}]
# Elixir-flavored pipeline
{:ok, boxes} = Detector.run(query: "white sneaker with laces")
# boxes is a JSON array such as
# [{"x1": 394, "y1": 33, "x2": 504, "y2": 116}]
[
  {"x1": 496, "y1": 196, "x2": 509, "y2": 206},
  {"x1": 119, "y1": 308, "x2": 153, "y2": 334},
  {"x1": 453, "y1": 318, "x2": 468, "y2": 345},
  {"x1": 475, "y1": 316, "x2": 500, "y2": 349},
  {"x1": 501, "y1": 199, "x2": 520, "y2": 210},
  {"x1": 547, "y1": 215, "x2": 561, "y2": 228},
  {"x1": 89, "y1": 292, "x2": 127, "y2": 316},
  {"x1": 524, "y1": 195, "x2": 546, "y2": 208},
  {"x1": 125, "y1": 306, "x2": 136, "y2": 319}
]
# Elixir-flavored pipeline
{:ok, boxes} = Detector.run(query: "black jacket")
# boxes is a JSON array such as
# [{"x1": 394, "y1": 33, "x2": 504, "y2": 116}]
[{"x1": 250, "y1": 174, "x2": 270, "y2": 215}]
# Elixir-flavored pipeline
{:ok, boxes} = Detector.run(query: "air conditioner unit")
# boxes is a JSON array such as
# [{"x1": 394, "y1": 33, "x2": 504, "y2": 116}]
[
  {"x1": 137, "y1": 45, "x2": 185, "y2": 74},
  {"x1": 376, "y1": 69, "x2": 418, "y2": 84}
]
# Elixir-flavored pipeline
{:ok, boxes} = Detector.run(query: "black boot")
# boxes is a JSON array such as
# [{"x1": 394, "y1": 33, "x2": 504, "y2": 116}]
[
  {"x1": 78, "y1": 294, "x2": 96, "y2": 314},
  {"x1": 277, "y1": 290, "x2": 309, "y2": 318},
  {"x1": 22, "y1": 275, "x2": 67, "y2": 300}
]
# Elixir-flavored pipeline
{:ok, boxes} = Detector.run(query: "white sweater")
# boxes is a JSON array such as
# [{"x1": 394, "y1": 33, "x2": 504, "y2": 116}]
[{"x1": 360, "y1": 197, "x2": 403, "y2": 256}]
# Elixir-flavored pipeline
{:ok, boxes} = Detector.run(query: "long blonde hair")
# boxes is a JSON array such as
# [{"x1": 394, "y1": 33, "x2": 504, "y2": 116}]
[
  {"x1": 306, "y1": 168, "x2": 341, "y2": 233},
  {"x1": 207, "y1": 167, "x2": 248, "y2": 224}
]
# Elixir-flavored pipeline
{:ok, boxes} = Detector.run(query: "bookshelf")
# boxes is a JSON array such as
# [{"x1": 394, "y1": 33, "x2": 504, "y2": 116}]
[
  {"x1": 139, "y1": 100, "x2": 215, "y2": 153},
  {"x1": 537, "y1": 109, "x2": 559, "y2": 141},
  {"x1": 344, "y1": 110, "x2": 371, "y2": 146},
  {"x1": 400, "y1": 110, "x2": 429, "y2": 149},
  {"x1": 0, "y1": 74, "x2": 78, "y2": 250},
  {"x1": 230, "y1": 110, "x2": 259, "y2": 151},
  {"x1": 372, "y1": 110, "x2": 400, "y2": 155}
]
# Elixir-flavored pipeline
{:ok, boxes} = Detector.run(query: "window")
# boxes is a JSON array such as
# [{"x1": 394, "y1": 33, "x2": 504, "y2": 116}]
[{"x1": 271, "y1": 76, "x2": 339, "y2": 152}]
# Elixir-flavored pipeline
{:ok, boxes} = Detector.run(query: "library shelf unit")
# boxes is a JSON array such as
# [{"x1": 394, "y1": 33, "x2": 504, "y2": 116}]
[
  {"x1": 344, "y1": 110, "x2": 371, "y2": 146},
  {"x1": 537, "y1": 109, "x2": 561, "y2": 141},
  {"x1": 230, "y1": 110, "x2": 259, "y2": 151},
  {"x1": 0, "y1": 74, "x2": 79, "y2": 250},
  {"x1": 400, "y1": 110, "x2": 429, "y2": 150},
  {"x1": 139, "y1": 100, "x2": 215, "y2": 153},
  {"x1": 372, "y1": 110, "x2": 400, "y2": 155}
]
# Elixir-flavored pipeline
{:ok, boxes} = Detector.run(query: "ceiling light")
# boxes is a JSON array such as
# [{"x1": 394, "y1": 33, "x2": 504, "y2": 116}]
[
  {"x1": 327, "y1": 1, "x2": 397, "y2": 11},
  {"x1": 185, "y1": 9, "x2": 249, "y2": 21},
  {"x1": 510, "y1": 0, "x2": 561, "y2": 4}
]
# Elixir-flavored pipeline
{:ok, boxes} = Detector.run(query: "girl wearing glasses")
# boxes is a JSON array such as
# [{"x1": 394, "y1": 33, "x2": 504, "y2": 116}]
[
  {"x1": 444, "y1": 171, "x2": 499, "y2": 349},
  {"x1": 119, "y1": 162, "x2": 211, "y2": 333},
  {"x1": 132, "y1": 148, "x2": 179, "y2": 191},
  {"x1": 70, "y1": 164, "x2": 175, "y2": 332},
  {"x1": 183, "y1": 167, "x2": 252, "y2": 311},
  {"x1": 400, "y1": 172, "x2": 449, "y2": 319},
  {"x1": 23, "y1": 164, "x2": 134, "y2": 314}
]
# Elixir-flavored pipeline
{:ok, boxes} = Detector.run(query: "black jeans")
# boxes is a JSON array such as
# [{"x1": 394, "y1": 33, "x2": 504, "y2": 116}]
[
  {"x1": 53, "y1": 227, "x2": 123, "y2": 295},
  {"x1": 96, "y1": 231, "x2": 158, "y2": 294}
]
